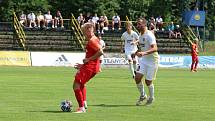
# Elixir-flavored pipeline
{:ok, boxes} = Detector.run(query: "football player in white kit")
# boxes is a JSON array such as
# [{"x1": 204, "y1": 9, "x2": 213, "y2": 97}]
[
  {"x1": 135, "y1": 18, "x2": 159, "y2": 106},
  {"x1": 121, "y1": 22, "x2": 139, "y2": 78}
]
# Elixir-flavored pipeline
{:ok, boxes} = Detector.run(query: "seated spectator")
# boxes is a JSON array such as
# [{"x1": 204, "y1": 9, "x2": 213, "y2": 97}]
[
  {"x1": 149, "y1": 16, "x2": 156, "y2": 33},
  {"x1": 168, "y1": 22, "x2": 175, "y2": 38},
  {"x1": 156, "y1": 15, "x2": 163, "y2": 30},
  {"x1": 84, "y1": 12, "x2": 92, "y2": 23},
  {"x1": 92, "y1": 13, "x2": 99, "y2": 32},
  {"x1": 37, "y1": 11, "x2": 45, "y2": 28},
  {"x1": 103, "y1": 14, "x2": 109, "y2": 30},
  {"x1": 19, "y1": 11, "x2": 27, "y2": 27},
  {"x1": 27, "y1": 11, "x2": 37, "y2": 28},
  {"x1": 78, "y1": 13, "x2": 85, "y2": 27},
  {"x1": 98, "y1": 16, "x2": 105, "y2": 34},
  {"x1": 112, "y1": 13, "x2": 121, "y2": 30},
  {"x1": 54, "y1": 10, "x2": 64, "y2": 28},
  {"x1": 175, "y1": 25, "x2": 182, "y2": 38},
  {"x1": 44, "y1": 10, "x2": 54, "y2": 28}
]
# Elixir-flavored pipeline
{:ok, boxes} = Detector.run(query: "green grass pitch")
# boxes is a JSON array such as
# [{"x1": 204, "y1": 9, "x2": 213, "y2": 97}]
[{"x1": 0, "y1": 66, "x2": 215, "y2": 121}]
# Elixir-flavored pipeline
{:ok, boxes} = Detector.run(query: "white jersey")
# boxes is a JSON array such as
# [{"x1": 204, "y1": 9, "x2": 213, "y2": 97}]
[
  {"x1": 139, "y1": 30, "x2": 159, "y2": 64},
  {"x1": 121, "y1": 30, "x2": 139, "y2": 53}
]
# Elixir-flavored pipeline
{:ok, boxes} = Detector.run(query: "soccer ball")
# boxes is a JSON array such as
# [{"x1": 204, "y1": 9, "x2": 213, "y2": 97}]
[{"x1": 61, "y1": 100, "x2": 72, "y2": 112}]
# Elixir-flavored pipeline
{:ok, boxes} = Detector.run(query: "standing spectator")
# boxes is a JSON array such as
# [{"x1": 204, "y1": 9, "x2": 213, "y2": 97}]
[
  {"x1": 37, "y1": 11, "x2": 45, "y2": 28},
  {"x1": 121, "y1": 22, "x2": 139, "y2": 78},
  {"x1": 78, "y1": 13, "x2": 85, "y2": 27},
  {"x1": 19, "y1": 11, "x2": 27, "y2": 27},
  {"x1": 156, "y1": 15, "x2": 163, "y2": 30},
  {"x1": 135, "y1": 18, "x2": 159, "y2": 106},
  {"x1": 72, "y1": 22, "x2": 103, "y2": 113},
  {"x1": 44, "y1": 10, "x2": 54, "y2": 28},
  {"x1": 27, "y1": 11, "x2": 37, "y2": 28},
  {"x1": 191, "y1": 38, "x2": 199, "y2": 72},
  {"x1": 54, "y1": 10, "x2": 64, "y2": 28},
  {"x1": 112, "y1": 13, "x2": 121, "y2": 30}
]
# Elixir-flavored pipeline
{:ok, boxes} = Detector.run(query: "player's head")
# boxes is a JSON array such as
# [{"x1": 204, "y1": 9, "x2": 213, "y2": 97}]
[
  {"x1": 193, "y1": 38, "x2": 198, "y2": 44},
  {"x1": 126, "y1": 22, "x2": 133, "y2": 32},
  {"x1": 136, "y1": 17, "x2": 147, "y2": 32},
  {"x1": 81, "y1": 22, "x2": 94, "y2": 39}
]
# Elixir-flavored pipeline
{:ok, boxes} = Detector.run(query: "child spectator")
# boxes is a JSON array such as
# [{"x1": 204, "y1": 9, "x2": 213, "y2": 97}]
[{"x1": 37, "y1": 11, "x2": 45, "y2": 28}]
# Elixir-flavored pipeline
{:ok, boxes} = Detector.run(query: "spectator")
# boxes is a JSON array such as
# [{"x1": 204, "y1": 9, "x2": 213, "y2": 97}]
[
  {"x1": 84, "y1": 12, "x2": 92, "y2": 23},
  {"x1": 156, "y1": 15, "x2": 163, "y2": 30},
  {"x1": 98, "y1": 16, "x2": 105, "y2": 34},
  {"x1": 37, "y1": 11, "x2": 45, "y2": 28},
  {"x1": 98, "y1": 34, "x2": 105, "y2": 71},
  {"x1": 103, "y1": 14, "x2": 109, "y2": 30},
  {"x1": 27, "y1": 11, "x2": 37, "y2": 28},
  {"x1": 19, "y1": 11, "x2": 27, "y2": 27},
  {"x1": 112, "y1": 13, "x2": 121, "y2": 30},
  {"x1": 78, "y1": 13, "x2": 85, "y2": 27},
  {"x1": 92, "y1": 13, "x2": 99, "y2": 32},
  {"x1": 44, "y1": 10, "x2": 54, "y2": 28},
  {"x1": 174, "y1": 25, "x2": 182, "y2": 38},
  {"x1": 54, "y1": 10, "x2": 64, "y2": 28},
  {"x1": 149, "y1": 16, "x2": 156, "y2": 33},
  {"x1": 168, "y1": 22, "x2": 175, "y2": 38}
]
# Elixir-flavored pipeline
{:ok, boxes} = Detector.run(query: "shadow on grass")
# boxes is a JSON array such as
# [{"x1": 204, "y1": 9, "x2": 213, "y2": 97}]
[
  {"x1": 89, "y1": 104, "x2": 141, "y2": 107},
  {"x1": 28, "y1": 110, "x2": 66, "y2": 113}
]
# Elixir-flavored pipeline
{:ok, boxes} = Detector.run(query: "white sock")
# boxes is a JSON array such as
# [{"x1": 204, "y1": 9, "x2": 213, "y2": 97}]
[
  {"x1": 136, "y1": 82, "x2": 145, "y2": 97},
  {"x1": 148, "y1": 84, "x2": 154, "y2": 99},
  {"x1": 129, "y1": 62, "x2": 135, "y2": 76}
]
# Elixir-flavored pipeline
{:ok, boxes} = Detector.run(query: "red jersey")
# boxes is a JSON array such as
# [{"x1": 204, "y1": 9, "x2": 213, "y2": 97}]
[
  {"x1": 191, "y1": 43, "x2": 198, "y2": 57},
  {"x1": 82, "y1": 35, "x2": 101, "y2": 73}
]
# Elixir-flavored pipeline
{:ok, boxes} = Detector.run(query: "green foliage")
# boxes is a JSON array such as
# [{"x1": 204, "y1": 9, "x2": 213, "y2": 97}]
[{"x1": 0, "y1": 0, "x2": 214, "y2": 29}]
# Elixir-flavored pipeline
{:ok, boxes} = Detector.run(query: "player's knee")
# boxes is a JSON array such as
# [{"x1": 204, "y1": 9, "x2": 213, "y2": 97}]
[
  {"x1": 145, "y1": 80, "x2": 152, "y2": 86},
  {"x1": 73, "y1": 81, "x2": 81, "y2": 90},
  {"x1": 135, "y1": 74, "x2": 142, "y2": 84}
]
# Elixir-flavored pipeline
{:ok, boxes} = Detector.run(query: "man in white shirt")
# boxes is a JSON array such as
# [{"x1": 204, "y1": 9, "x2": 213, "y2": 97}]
[
  {"x1": 112, "y1": 13, "x2": 121, "y2": 30},
  {"x1": 135, "y1": 18, "x2": 159, "y2": 106},
  {"x1": 44, "y1": 10, "x2": 54, "y2": 28},
  {"x1": 27, "y1": 11, "x2": 37, "y2": 28},
  {"x1": 121, "y1": 22, "x2": 139, "y2": 78}
]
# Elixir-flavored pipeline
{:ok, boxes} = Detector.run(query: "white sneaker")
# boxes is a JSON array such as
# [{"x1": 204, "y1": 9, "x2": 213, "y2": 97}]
[
  {"x1": 73, "y1": 107, "x2": 86, "y2": 113},
  {"x1": 136, "y1": 95, "x2": 147, "y2": 106},
  {"x1": 145, "y1": 97, "x2": 154, "y2": 106}
]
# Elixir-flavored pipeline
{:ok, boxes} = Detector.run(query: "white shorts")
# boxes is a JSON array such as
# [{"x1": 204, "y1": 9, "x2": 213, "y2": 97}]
[
  {"x1": 136, "y1": 61, "x2": 158, "y2": 81},
  {"x1": 125, "y1": 51, "x2": 136, "y2": 61}
]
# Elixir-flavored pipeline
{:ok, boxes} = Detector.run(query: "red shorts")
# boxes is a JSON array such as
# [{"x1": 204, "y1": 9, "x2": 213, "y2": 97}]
[
  {"x1": 192, "y1": 56, "x2": 198, "y2": 62},
  {"x1": 75, "y1": 67, "x2": 96, "y2": 85}
]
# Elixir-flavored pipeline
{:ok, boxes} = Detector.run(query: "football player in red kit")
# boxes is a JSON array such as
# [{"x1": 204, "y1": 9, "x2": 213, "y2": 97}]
[{"x1": 191, "y1": 38, "x2": 199, "y2": 72}]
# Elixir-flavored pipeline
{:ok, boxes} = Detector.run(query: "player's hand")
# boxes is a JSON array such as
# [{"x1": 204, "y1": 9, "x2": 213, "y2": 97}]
[
  {"x1": 74, "y1": 63, "x2": 82, "y2": 69},
  {"x1": 83, "y1": 58, "x2": 90, "y2": 64},
  {"x1": 136, "y1": 52, "x2": 146, "y2": 57}
]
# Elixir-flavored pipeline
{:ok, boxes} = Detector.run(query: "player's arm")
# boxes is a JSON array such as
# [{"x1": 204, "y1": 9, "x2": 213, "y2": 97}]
[
  {"x1": 136, "y1": 44, "x2": 157, "y2": 57},
  {"x1": 83, "y1": 49, "x2": 103, "y2": 64}
]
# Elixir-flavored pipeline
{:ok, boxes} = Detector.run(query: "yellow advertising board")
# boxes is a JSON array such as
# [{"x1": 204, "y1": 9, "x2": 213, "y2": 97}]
[{"x1": 0, "y1": 51, "x2": 31, "y2": 66}]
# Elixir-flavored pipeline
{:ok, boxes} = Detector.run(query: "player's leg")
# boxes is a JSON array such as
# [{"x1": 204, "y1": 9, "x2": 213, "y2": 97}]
[
  {"x1": 126, "y1": 53, "x2": 135, "y2": 78},
  {"x1": 131, "y1": 53, "x2": 137, "y2": 73},
  {"x1": 194, "y1": 57, "x2": 199, "y2": 72},
  {"x1": 135, "y1": 63, "x2": 147, "y2": 106},
  {"x1": 191, "y1": 56, "x2": 195, "y2": 72},
  {"x1": 73, "y1": 81, "x2": 85, "y2": 112},
  {"x1": 145, "y1": 63, "x2": 158, "y2": 105}
]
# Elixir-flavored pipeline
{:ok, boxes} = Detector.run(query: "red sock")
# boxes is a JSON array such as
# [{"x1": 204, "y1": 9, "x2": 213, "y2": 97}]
[
  {"x1": 81, "y1": 86, "x2": 87, "y2": 101},
  {"x1": 74, "y1": 89, "x2": 84, "y2": 107}
]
